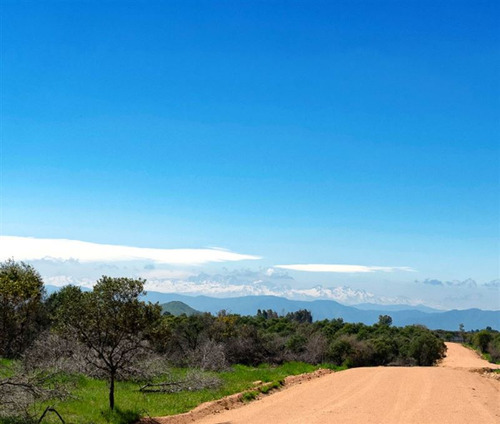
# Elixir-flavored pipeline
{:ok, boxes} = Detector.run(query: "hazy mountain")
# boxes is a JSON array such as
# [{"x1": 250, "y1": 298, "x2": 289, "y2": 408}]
[
  {"x1": 144, "y1": 292, "x2": 499, "y2": 331},
  {"x1": 161, "y1": 301, "x2": 200, "y2": 316},
  {"x1": 353, "y1": 303, "x2": 441, "y2": 313}
]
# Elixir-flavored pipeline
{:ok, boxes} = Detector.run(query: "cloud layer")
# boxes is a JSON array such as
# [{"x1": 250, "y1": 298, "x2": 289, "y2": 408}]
[
  {"x1": 275, "y1": 264, "x2": 415, "y2": 273},
  {"x1": 0, "y1": 236, "x2": 260, "y2": 265},
  {"x1": 415, "y1": 278, "x2": 490, "y2": 289}
]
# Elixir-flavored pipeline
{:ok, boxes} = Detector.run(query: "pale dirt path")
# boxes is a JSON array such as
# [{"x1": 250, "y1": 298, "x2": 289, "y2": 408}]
[
  {"x1": 153, "y1": 343, "x2": 500, "y2": 424},
  {"x1": 439, "y1": 342, "x2": 500, "y2": 369}
]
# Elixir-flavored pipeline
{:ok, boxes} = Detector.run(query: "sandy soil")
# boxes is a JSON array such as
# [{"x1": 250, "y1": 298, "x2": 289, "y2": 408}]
[
  {"x1": 439, "y1": 342, "x2": 500, "y2": 369},
  {"x1": 149, "y1": 343, "x2": 500, "y2": 424}
]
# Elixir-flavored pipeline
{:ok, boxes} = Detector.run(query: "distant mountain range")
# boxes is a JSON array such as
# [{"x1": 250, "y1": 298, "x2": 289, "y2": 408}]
[
  {"x1": 353, "y1": 303, "x2": 440, "y2": 313},
  {"x1": 45, "y1": 285, "x2": 499, "y2": 330},
  {"x1": 146, "y1": 292, "x2": 499, "y2": 331}
]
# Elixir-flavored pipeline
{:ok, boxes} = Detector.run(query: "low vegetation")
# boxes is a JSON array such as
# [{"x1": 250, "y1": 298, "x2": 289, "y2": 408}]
[
  {"x1": 1, "y1": 259, "x2": 452, "y2": 423},
  {"x1": 466, "y1": 329, "x2": 500, "y2": 363},
  {"x1": 1, "y1": 361, "x2": 317, "y2": 424}
]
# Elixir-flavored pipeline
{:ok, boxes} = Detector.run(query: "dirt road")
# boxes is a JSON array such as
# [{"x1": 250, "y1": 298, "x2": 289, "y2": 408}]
[{"x1": 156, "y1": 343, "x2": 499, "y2": 424}]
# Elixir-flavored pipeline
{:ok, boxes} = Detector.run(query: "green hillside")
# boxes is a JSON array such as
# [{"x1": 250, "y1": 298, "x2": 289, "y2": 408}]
[{"x1": 161, "y1": 300, "x2": 200, "y2": 316}]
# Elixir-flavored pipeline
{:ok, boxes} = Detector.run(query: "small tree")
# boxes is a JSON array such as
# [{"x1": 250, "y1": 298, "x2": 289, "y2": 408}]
[
  {"x1": 378, "y1": 315, "x2": 393, "y2": 327},
  {"x1": 459, "y1": 323, "x2": 466, "y2": 342},
  {"x1": 0, "y1": 259, "x2": 46, "y2": 358},
  {"x1": 56, "y1": 277, "x2": 161, "y2": 410}
]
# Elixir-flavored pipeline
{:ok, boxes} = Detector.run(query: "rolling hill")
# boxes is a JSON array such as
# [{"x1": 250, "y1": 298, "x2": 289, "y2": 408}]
[{"x1": 161, "y1": 300, "x2": 200, "y2": 316}]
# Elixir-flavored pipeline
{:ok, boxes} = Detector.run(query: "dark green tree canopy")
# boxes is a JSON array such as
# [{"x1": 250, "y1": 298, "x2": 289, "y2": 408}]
[
  {"x1": 378, "y1": 315, "x2": 393, "y2": 327},
  {"x1": 0, "y1": 259, "x2": 46, "y2": 358}
]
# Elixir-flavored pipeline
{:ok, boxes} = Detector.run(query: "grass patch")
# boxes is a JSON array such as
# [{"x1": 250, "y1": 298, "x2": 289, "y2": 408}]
[
  {"x1": 0, "y1": 358, "x2": 17, "y2": 378},
  {"x1": 258, "y1": 380, "x2": 282, "y2": 394},
  {"x1": 24, "y1": 362, "x2": 326, "y2": 424},
  {"x1": 241, "y1": 390, "x2": 259, "y2": 402},
  {"x1": 100, "y1": 407, "x2": 141, "y2": 424},
  {"x1": 319, "y1": 363, "x2": 349, "y2": 372}
]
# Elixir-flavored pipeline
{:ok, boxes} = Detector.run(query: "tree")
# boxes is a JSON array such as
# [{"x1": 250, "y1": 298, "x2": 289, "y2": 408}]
[
  {"x1": 378, "y1": 315, "x2": 393, "y2": 327},
  {"x1": 0, "y1": 259, "x2": 46, "y2": 358},
  {"x1": 56, "y1": 277, "x2": 162, "y2": 410},
  {"x1": 286, "y1": 309, "x2": 313, "y2": 324},
  {"x1": 459, "y1": 323, "x2": 466, "y2": 342}
]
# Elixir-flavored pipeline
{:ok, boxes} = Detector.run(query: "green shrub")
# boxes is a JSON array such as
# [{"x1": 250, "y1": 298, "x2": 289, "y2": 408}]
[
  {"x1": 407, "y1": 332, "x2": 446, "y2": 366},
  {"x1": 472, "y1": 330, "x2": 493, "y2": 353},
  {"x1": 241, "y1": 390, "x2": 259, "y2": 402}
]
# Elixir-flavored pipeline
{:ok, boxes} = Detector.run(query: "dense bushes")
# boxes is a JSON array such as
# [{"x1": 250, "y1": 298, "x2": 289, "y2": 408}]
[
  {"x1": 0, "y1": 260, "x2": 47, "y2": 358},
  {"x1": 151, "y1": 309, "x2": 446, "y2": 369},
  {"x1": 469, "y1": 329, "x2": 500, "y2": 363}
]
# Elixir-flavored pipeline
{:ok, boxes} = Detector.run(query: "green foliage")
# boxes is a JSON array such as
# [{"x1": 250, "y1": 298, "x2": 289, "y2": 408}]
[
  {"x1": 472, "y1": 330, "x2": 493, "y2": 352},
  {"x1": 286, "y1": 334, "x2": 307, "y2": 353},
  {"x1": 0, "y1": 260, "x2": 46, "y2": 358},
  {"x1": 285, "y1": 309, "x2": 313, "y2": 324},
  {"x1": 258, "y1": 380, "x2": 282, "y2": 394},
  {"x1": 256, "y1": 309, "x2": 279, "y2": 320},
  {"x1": 45, "y1": 285, "x2": 84, "y2": 322},
  {"x1": 99, "y1": 407, "x2": 141, "y2": 424},
  {"x1": 241, "y1": 390, "x2": 259, "y2": 402},
  {"x1": 377, "y1": 315, "x2": 392, "y2": 327},
  {"x1": 407, "y1": 329, "x2": 446, "y2": 366},
  {"x1": 0, "y1": 358, "x2": 16, "y2": 378},
  {"x1": 466, "y1": 329, "x2": 500, "y2": 363}
]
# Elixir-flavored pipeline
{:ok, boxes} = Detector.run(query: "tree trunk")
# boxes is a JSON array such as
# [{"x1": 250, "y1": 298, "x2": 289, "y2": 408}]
[{"x1": 109, "y1": 371, "x2": 115, "y2": 410}]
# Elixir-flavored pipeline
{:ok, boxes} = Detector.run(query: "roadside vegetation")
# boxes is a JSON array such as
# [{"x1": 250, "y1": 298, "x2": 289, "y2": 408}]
[
  {"x1": 468, "y1": 329, "x2": 500, "y2": 363},
  {"x1": 434, "y1": 326, "x2": 500, "y2": 364},
  {"x1": 464, "y1": 329, "x2": 500, "y2": 364},
  {"x1": 1, "y1": 259, "x2": 449, "y2": 423}
]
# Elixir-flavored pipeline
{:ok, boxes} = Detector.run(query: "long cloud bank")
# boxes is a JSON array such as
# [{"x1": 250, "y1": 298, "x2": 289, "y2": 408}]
[
  {"x1": 275, "y1": 264, "x2": 415, "y2": 273},
  {"x1": 0, "y1": 236, "x2": 261, "y2": 265}
]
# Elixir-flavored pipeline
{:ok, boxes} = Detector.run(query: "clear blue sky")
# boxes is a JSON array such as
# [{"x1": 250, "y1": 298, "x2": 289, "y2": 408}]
[{"x1": 2, "y1": 1, "x2": 499, "y2": 290}]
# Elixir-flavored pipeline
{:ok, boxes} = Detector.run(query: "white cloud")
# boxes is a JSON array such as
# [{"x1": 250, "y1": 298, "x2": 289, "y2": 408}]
[
  {"x1": 274, "y1": 264, "x2": 415, "y2": 273},
  {"x1": 140, "y1": 269, "x2": 195, "y2": 280},
  {"x1": 44, "y1": 275, "x2": 94, "y2": 289},
  {"x1": 0, "y1": 236, "x2": 261, "y2": 265},
  {"x1": 144, "y1": 278, "x2": 279, "y2": 297}
]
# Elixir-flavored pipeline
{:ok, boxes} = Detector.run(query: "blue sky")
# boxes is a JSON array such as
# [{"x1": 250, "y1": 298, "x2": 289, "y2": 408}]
[{"x1": 2, "y1": 1, "x2": 499, "y2": 309}]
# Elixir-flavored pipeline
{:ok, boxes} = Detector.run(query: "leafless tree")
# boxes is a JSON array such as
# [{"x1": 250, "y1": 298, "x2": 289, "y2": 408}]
[{"x1": 0, "y1": 364, "x2": 69, "y2": 422}]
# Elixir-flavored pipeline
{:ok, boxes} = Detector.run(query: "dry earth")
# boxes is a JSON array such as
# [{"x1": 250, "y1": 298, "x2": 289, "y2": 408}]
[{"x1": 149, "y1": 343, "x2": 500, "y2": 424}]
